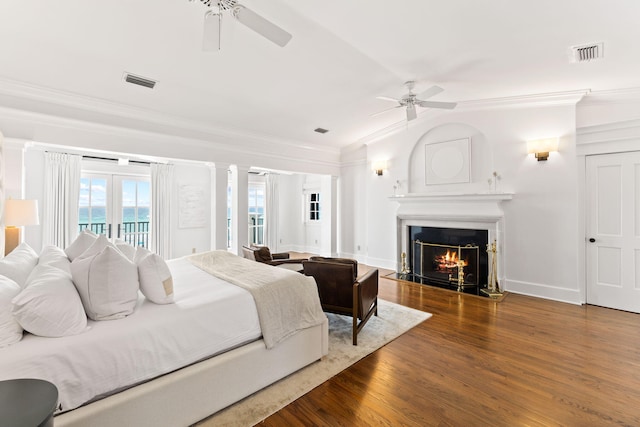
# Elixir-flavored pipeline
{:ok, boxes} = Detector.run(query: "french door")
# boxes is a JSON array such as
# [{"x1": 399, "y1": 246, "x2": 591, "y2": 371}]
[
  {"x1": 586, "y1": 152, "x2": 640, "y2": 313},
  {"x1": 79, "y1": 174, "x2": 151, "y2": 248}
]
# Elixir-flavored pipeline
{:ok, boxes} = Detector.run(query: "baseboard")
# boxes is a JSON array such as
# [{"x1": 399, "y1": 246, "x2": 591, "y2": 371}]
[{"x1": 503, "y1": 279, "x2": 583, "y2": 305}]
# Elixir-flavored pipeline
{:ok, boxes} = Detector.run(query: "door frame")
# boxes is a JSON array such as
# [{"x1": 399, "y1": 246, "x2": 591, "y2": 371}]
[{"x1": 577, "y1": 118, "x2": 640, "y2": 306}]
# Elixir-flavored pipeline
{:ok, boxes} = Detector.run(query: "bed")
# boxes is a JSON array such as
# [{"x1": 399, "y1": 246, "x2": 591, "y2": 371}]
[{"x1": 1, "y1": 251, "x2": 328, "y2": 427}]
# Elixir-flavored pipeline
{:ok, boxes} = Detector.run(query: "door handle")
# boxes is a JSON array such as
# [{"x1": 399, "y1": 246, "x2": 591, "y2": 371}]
[
  {"x1": 108, "y1": 224, "x2": 112, "y2": 239},
  {"x1": 589, "y1": 238, "x2": 596, "y2": 243}
]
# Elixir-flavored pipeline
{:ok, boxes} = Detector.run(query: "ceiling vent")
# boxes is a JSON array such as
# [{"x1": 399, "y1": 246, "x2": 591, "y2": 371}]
[
  {"x1": 570, "y1": 42, "x2": 604, "y2": 63},
  {"x1": 124, "y1": 73, "x2": 157, "y2": 89}
]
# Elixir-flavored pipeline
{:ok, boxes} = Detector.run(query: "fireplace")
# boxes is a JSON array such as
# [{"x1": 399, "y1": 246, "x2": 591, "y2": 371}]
[
  {"x1": 409, "y1": 226, "x2": 488, "y2": 294},
  {"x1": 392, "y1": 192, "x2": 512, "y2": 295}
]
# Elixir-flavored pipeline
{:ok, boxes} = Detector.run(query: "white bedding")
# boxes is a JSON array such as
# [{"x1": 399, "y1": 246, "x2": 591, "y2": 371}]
[{"x1": 0, "y1": 257, "x2": 261, "y2": 413}]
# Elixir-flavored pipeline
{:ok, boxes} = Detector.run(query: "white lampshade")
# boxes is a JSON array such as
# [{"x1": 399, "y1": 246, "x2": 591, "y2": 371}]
[{"x1": 5, "y1": 199, "x2": 40, "y2": 227}]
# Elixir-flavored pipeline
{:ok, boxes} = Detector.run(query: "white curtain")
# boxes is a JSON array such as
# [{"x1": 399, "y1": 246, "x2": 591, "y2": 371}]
[
  {"x1": 43, "y1": 152, "x2": 81, "y2": 248},
  {"x1": 265, "y1": 173, "x2": 279, "y2": 250},
  {"x1": 150, "y1": 163, "x2": 174, "y2": 259}
]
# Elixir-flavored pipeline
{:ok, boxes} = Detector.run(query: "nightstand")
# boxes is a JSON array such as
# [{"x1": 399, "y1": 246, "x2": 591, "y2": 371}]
[{"x1": 0, "y1": 379, "x2": 58, "y2": 427}]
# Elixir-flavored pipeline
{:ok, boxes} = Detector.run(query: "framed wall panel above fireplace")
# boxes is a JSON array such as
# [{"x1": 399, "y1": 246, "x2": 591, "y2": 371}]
[{"x1": 425, "y1": 138, "x2": 470, "y2": 185}]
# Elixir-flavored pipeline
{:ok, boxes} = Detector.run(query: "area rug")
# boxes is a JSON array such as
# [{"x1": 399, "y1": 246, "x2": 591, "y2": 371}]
[{"x1": 195, "y1": 299, "x2": 431, "y2": 426}]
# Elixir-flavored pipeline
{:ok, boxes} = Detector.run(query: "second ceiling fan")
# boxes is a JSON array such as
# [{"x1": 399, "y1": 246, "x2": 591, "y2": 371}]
[{"x1": 374, "y1": 81, "x2": 457, "y2": 122}]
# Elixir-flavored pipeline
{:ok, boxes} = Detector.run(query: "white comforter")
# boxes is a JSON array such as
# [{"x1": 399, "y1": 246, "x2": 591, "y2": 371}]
[{"x1": 0, "y1": 257, "x2": 262, "y2": 413}]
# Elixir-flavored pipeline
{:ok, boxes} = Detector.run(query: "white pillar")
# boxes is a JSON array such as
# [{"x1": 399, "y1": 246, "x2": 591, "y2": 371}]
[
  {"x1": 210, "y1": 162, "x2": 229, "y2": 250},
  {"x1": 230, "y1": 164, "x2": 249, "y2": 255}
]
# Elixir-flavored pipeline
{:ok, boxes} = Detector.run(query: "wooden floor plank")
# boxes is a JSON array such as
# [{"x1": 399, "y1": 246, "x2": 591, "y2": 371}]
[{"x1": 259, "y1": 273, "x2": 640, "y2": 426}]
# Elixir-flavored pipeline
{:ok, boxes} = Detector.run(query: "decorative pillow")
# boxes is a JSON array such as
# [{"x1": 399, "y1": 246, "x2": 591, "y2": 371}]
[
  {"x1": 75, "y1": 234, "x2": 118, "y2": 260},
  {"x1": 71, "y1": 246, "x2": 139, "y2": 321},
  {"x1": 0, "y1": 276, "x2": 23, "y2": 348},
  {"x1": 115, "y1": 239, "x2": 136, "y2": 262},
  {"x1": 65, "y1": 230, "x2": 98, "y2": 261},
  {"x1": 134, "y1": 248, "x2": 174, "y2": 305},
  {"x1": 37, "y1": 245, "x2": 71, "y2": 275},
  {"x1": 251, "y1": 246, "x2": 273, "y2": 263},
  {"x1": 0, "y1": 242, "x2": 39, "y2": 288},
  {"x1": 12, "y1": 264, "x2": 87, "y2": 337}
]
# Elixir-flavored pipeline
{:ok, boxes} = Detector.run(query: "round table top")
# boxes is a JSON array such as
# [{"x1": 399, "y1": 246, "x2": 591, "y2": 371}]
[{"x1": 0, "y1": 379, "x2": 58, "y2": 427}]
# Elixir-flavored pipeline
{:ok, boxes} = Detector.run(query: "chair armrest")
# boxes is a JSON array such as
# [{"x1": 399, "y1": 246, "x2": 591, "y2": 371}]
[
  {"x1": 356, "y1": 269, "x2": 379, "y2": 318},
  {"x1": 271, "y1": 252, "x2": 290, "y2": 260},
  {"x1": 268, "y1": 258, "x2": 308, "y2": 266}
]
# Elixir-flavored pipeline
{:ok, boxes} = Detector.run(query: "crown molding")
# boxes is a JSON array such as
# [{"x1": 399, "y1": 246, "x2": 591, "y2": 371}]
[
  {"x1": 359, "y1": 89, "x2": 590, "y2": 145},
  {"x1": 0, "y1": 77, "x2": 340, "y2": 158},
  {"x1": 578, "y1": 87, "x2": 640, "y2": 105},
  {"x1": 0, "y1": 104, "x2": 341, "y2": 174}
]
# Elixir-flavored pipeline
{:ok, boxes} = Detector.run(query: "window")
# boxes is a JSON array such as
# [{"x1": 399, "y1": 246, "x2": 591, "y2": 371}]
[
  {"x1": 308, "y1": 192, "x2": 320, "y2": 221},
  {"x1": 225, "y1": 181, "x2": 266, "y2": 248},
  {"x1": 79, "y1": 173, "x2": 151, "y2": 248},
  {"x1": 248, "y1": 183, "x2": 265, "y2": 245}
]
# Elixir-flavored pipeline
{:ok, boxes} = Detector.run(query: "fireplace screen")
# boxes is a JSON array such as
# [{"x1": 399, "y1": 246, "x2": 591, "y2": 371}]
[{"x1": 412, "y1": 240, "x2": 480, "y2": 291}]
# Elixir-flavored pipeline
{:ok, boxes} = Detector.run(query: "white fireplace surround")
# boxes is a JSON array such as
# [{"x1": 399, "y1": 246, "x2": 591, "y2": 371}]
[{"x1": 391, "y1": 192, "x2": 513, "y2": 284}]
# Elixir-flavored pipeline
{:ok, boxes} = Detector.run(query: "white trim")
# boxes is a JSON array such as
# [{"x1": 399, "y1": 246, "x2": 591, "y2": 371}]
[{"x1": 504, "y1": 279, "x2": 582, "y2": 305}]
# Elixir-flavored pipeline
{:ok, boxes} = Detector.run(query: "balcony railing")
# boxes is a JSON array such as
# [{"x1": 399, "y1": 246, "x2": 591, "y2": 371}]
[{"x1": 78, "y1": 221, "x2": 150, "y2": 248}]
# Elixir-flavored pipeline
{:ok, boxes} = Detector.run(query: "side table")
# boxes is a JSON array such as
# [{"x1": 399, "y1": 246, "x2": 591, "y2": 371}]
[{"x1": 0, "y1": 379, "x2": 58, "y2": 427}]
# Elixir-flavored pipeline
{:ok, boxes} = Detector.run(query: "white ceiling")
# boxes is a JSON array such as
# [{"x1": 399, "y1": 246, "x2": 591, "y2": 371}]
[{"x1": 0, "y1": 0, "x2": 639, "y2": 149}]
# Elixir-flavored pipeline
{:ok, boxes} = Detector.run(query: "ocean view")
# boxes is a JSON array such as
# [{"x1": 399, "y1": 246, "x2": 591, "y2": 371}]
[{"x1": 79, "y1": 207, "x2": 150, "y2": 225}]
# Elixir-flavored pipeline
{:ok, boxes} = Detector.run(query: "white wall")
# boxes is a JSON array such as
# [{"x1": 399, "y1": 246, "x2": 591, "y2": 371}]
[
  {"x1": 171, "y1": 163, "x2": 212, "y2": 258},
  {"x1": 342, "y1": 101, "x2": 582, "y2": 302}
]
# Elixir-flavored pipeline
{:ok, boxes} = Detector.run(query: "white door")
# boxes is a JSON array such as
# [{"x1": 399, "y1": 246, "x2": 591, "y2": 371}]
[
  {"x1": 586, "y1": 152, "x2": 640, "y2": 313},
  {"x1": 79, "y1": 174, "x2": 150, "y2": 247}
]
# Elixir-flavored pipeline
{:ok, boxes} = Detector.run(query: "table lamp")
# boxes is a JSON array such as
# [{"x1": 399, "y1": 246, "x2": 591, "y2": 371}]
[{"x1": 4, "y1": 199, "x2": 40, "y2": 256}]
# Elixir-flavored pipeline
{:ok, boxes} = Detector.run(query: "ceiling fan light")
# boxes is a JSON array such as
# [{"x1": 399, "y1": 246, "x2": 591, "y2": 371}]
[
  {"x1": 233, "y1": 5, "x2": 292, "y2": 47},
  {"x1": 202, "y1": 11, "x2": 221, "y2": 51}
]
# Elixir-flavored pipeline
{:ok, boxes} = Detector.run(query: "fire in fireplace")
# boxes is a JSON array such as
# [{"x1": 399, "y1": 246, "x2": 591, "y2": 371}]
[{"x1": 407, "y1": 226, "x2": 488, "y2": 295}]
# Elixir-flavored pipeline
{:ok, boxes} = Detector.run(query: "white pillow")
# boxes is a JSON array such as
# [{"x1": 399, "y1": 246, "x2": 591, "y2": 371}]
[
  {"x1": 0, "y1": 276, "x2": 23, "y2": 348},
  {"x1": 65, "y1": 230, "x2": 98, "y2": 261},
  {"x1": 135, "y1": 248, "x2": 174, "y2": 305},
  {"x1": 0, "y1": 242, "x2": 38, "y2": 288},
  {"x1": 71, "y1": 246, "x2": 139, "y2": 321},
  {"x1": 12, "y1": 265, "x2": 87, "y2": 337},
  {"x1": 75, "y1": 233, "x2": 118, "y2": 260},
  {"x1": 37, "y1": 245, "x2": 71, "y2": 275},
  {"x1": 115, "y1": 239, "x2": 136, "y2": 262}
]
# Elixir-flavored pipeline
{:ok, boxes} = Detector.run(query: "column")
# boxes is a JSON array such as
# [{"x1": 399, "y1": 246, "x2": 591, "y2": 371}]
[
  {"x1": 210, "y1": 162, "x2": 230, "y2": 250},
  {"x1": 229, "y1": 164, "x2": 249, "y2": 255}
]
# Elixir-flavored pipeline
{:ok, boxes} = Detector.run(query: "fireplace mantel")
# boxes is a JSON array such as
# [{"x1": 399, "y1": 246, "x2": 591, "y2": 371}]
[
  {"x1": 391, "y1": 192, "x2": 513, "y2": 223},
  {"x1": 393, "y1": 192, "x2": 512, "y2": 280},
  {"x1": 390, "y1": 192, "x2": 513, "y2": 203}
]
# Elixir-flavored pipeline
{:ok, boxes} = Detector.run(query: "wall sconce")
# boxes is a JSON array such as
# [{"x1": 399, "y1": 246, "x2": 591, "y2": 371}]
[
  {"x1": 527, "y1": 137, "x2": 559, "y2": 161},
  {"x1": 4, "y1": 199, "x2": 40, "y2": 256},
  {"x1": 372, "y1": 160, "x2": 388, "y2": 176}
]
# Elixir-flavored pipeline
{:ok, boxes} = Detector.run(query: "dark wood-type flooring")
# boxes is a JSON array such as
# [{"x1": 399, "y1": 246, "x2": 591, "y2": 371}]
[{"x1": 260, "y1": 270, "x2": 640, "y2": 426}]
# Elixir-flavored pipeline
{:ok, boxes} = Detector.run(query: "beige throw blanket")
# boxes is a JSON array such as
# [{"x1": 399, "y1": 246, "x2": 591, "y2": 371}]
[{"x1": 188, "y1": 251, "x2": 326, "y2": 349}]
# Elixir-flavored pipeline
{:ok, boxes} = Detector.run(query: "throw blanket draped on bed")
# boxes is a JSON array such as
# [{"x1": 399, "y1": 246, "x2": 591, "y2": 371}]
[{"x1": 188, "y1": 251, "x2": 326, "y2": 349}]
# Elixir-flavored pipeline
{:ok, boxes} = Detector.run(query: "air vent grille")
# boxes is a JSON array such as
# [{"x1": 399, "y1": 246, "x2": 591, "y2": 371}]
[
  {"x1": 314, "y1": 128, "x2": 329, "y2": 134},
  {"x1": 571, "y1": 43, "x2": 604, "y2": 63},
  {"x1": 124, "y1": 73, "x2": 157, "y2": 89}
]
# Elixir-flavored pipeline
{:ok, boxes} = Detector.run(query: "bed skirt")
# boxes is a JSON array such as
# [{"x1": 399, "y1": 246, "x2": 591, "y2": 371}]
[{"x1": 55, "y1": 318, "x2": 329, "y2": 427}]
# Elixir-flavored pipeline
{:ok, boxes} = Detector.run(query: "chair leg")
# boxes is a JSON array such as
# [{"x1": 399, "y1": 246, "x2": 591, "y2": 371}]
[{"x1": 353, "y1": 283, "x2": 359, "y2": 345}]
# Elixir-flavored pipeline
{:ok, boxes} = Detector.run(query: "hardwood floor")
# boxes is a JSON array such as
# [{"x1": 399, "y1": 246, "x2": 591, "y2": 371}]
[{"x1": 261, "y1": 272, "x2": 640, "y2": 426}]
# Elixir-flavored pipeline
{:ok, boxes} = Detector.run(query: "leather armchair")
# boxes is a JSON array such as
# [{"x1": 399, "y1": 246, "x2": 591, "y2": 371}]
[
  {"x1": 302, "y1": 257, "x2": 378, "y2": 345},
  {"x1": 241, "y1": 245, "x2": 306, "y2": 271}
]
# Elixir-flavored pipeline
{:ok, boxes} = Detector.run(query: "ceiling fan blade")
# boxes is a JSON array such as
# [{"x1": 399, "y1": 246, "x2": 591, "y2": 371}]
[
  {"x1": 417, "y1": 100, "x2": 457, "y2": 110},
  {"x1": 406, "y1": 104, "x2": 417, "y2": 121},
  {"x1": 233, "y1": 5, "x2": 292, "y2": 47},
  {"x1": 371, "y1": 105, "x2": 402, "y2": 117},
  {"x1": 417, "y1": 85, "x2": 444, "y2": 100},
  {"x1": 376, "y1": 96, "x2": 400, "y2": 103},
  {"x1": 202, "y1": 11, "x2": 221, "y2": 52}
]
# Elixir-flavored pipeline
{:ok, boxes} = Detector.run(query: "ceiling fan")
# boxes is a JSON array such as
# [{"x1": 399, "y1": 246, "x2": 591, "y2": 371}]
[
  {"x1": 374, "y1": 81, "x2": 457, "y2": 121},
  {"x1": 192, "y1": 0, "x2": 292, "y2": 51}
]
